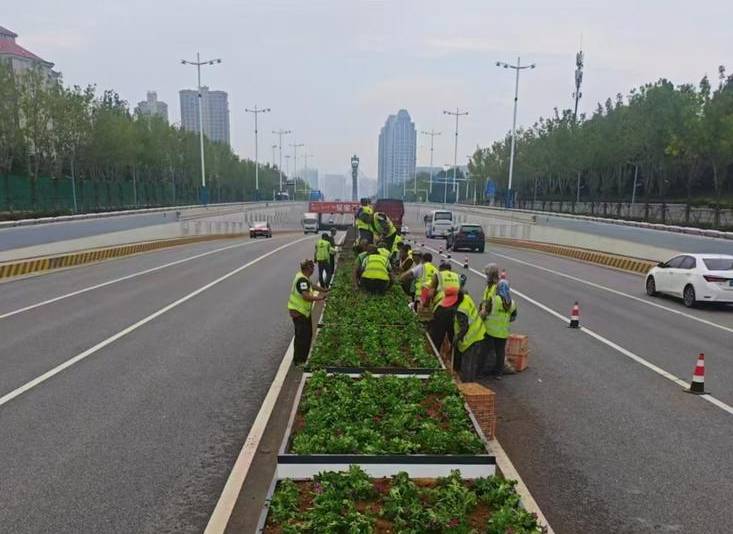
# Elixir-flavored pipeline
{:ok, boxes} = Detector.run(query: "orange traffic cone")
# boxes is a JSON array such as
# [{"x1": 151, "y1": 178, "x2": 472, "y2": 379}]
[
  {"x1": 463, "y1": 256, "x2": 469, "y2": 269},
  {"x1": 568, "y1": 302, "x2": 580, "y2": 328},
  {"x1": 688, "y1": 353, "x2": 705, "y2": 394}
]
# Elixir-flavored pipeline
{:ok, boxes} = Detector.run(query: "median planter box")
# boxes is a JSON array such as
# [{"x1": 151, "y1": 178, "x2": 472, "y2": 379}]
[
  {"x1": 256, "y1": 466, "x2": 543, "y2": 533},
  {"x1": 276, "y1": 371, "x2": 496, "y2": 479}
]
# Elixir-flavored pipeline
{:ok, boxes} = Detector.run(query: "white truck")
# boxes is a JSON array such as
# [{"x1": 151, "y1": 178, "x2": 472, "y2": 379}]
[
  {"x1": 302, "y1": 212, "x2": 319, "y2": 234},
  {"x1": 425, "y1": 209, "x2": 454, "y2": 238}
]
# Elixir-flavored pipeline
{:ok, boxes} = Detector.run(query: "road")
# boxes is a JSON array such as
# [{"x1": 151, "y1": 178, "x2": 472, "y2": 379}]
[
  {"x1": 0, "y1": 232, "x2": 316, "y2": 533},
  {"x1": 0, "y1": 202, "x2": 303, "y2": 252},
  {"x1": 403, "y1": 208, "x2": 733, "y2": 533}
]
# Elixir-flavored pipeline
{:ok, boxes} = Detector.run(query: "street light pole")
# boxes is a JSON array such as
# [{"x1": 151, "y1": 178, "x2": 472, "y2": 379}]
[
  {"x1": 272, "y1": 129, "x2": 291, "y2": 193},
  {"x1": 271, "y1": 145, "x2": 277, "y2": 168},
  {"x1": 303, "y1": 152, "x2": 314, "y2": 192},
  {"x1": 245, "y1": 105, "x2": 270, "y2": 199},
  {"x1": 443, "y1": 108, "x2": 468, "y2": 202},
  {"x1": 181, "y1": 52, "x2": 222, "y2": 204},
  {"x1": 421, "y1": 130, "x2": 441, "y2": 197},
  {"x1": 496, "y1": 57, "x2": 535, "y2": 208},
  {"x1": 290, "y1": 141, "x2": 304, "y2": 200}
]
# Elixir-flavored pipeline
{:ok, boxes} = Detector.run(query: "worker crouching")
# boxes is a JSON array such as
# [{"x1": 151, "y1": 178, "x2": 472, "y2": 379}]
[
  {"x1": 358, "y1": 244, "x2": 393, "y2": 294},
  {"x1": 452, "y1": 290, "x2": 488, "y2": 382}
]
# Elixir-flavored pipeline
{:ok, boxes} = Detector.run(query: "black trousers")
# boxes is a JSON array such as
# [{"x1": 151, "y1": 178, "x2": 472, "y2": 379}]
[
  {"x1": 429, "y1": 305, "x2": 455, "y2": 348},
  {"x1": 361, "y1": 278, "x2": 389, "y2": 294},
  {"x1": 317, "y1": 260, "x2": 332, "y2": 288},
  {"x1": 454, "y1": 341, "x2": 485, "y2": 382},
  {"x1": 484, "y1": 335, "x2": 507, "y2": 375},
  {"x1": 358, "y1": 228, "x2": 374, "y2": 244},
  {"x1": 292, "y1": 313, "x2": 313, "y2": 364}
]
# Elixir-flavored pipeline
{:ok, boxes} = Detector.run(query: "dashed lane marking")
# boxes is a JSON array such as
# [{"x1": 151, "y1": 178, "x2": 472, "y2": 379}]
[
  {"x1": 0, "y1": 236, "x2": 313, "y2": 408},
  {"x1": 424, "y1": 244, "x2": 733, "y2": 417},
  {"x1": 0, "y1": 237, "x2": 289, "y2": 320}
]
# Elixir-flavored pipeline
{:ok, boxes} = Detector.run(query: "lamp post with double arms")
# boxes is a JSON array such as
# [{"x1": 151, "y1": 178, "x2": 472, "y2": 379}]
[
  {"x1": 181, "y1": 52, "x2": 222, "y2": 204},
  {"x1": 245, "y1": 105, "x2": 270, "y2": 199}
]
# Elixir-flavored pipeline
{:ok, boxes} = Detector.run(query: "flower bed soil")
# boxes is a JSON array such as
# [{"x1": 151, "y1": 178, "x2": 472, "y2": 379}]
[
  {"x1": 261, "y1": 466, "x2": 542, "y2": 533},
  {"x1": 287, "y1": 371, "x2": 485, "y2": 455},
  {"x1": 307, "y1": 323, "x2": 439, "y2": 370}
]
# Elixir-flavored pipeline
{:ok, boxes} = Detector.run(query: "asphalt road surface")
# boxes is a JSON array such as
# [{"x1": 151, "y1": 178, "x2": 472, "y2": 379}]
[
  {"x1": 0, "y1": 232, "x2": 317, "y2": 533},
  {"x1": 404, "y1": 225, "x2": 733, "y2": 531}
]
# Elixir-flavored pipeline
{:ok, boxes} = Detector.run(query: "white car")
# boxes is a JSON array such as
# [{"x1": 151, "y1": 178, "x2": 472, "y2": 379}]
[{"x1": 645, "y1": 254, "x2": 733, "y2": 307}]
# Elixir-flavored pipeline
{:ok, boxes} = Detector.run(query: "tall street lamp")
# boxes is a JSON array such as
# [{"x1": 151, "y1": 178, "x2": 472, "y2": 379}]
[
  {"x1": 351, "y1": 155, "x2": 359, "y2": 201},
  {"x1": 181, "y1": 52, "x2": 222, "y2": 204},
  {"x1": 443, "y1": 108, "x2": 469, "y2": 201},
  {"x1": 421, "y1": 130, "x2": 441, "y2": 197},
  {"x1": 304, "y1": 152, "x2": 314, "y2": 192},
  {"x1": 272, "y1": 129, "x2": 291, "y2": 193},
  {"x1": 244, "y1": 105, "x2": 270, "y2": 199},
  {"x1": 271, "y1": 145, "x2": 278, "y2": 168},
  {"x1": 496, "y1": 57, "x2": 536, "y2": 208}
]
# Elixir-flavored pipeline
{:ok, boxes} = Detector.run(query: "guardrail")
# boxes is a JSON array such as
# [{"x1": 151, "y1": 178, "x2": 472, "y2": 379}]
[
  {"x1": 452, "y1": 203, "x2": 733, "y2": 240},
  {"x1": 0, "y1": 201, "x2": 303, "y2": 230}
]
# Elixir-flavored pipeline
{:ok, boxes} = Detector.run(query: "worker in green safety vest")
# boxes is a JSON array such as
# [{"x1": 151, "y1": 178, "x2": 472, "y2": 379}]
[
  {"x1": 376, "y1": 240, "x2": 392, "y2": 260},
  {"x1": 372, "y1": 212, "x2": 397, "y2": 250},
  {"x1": 480, "y1": 278, "x2": 518, "y2": 380},
  {"x1": 414, "y1": 252, "x2": 437, "y2": 309},
  {"x1": 452, "y1": 290, "x2": 488, "y2": 381},
  {"x1": 353, "y1": 239, "x2": 370, "y2": 287},
  {"x1": 391, "y1": 233, "x2": 404, "y2": 263},
  {"x1": 288, "y1": 259, "x2": 329, "y2": 364},
  {"x1": 355, "y1": 199, "x2": 374, "y2": 244},
  {"x1": 314, "y1": 233, "x2": 333, "y2": 288},
  {"x1": 358, "y1": 244, "x2": 393, "y2": 294},
  {"x1": 426, "y1": 262, "x2": 461, "y2": 348},
  {"x1": 399, "y1": 249, "x2": 422, "y2": 303}
]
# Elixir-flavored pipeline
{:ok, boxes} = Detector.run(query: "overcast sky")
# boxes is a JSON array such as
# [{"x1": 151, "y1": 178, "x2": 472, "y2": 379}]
[{"x1": 7, "y1": 0, "x2": 732, "y2": 176}]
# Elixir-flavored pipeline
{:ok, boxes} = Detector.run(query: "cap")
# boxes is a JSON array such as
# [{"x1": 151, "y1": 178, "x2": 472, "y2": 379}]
[{"x1": 441, "y1": 286, "x2": 459, "y2": 307}]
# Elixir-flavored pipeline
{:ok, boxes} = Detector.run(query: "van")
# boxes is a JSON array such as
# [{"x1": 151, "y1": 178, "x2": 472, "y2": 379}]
[
  {"x1": 302, "y1": 212, "x2": 319, "y2": 234},
  {"x1": 425, "y1": 210, "x2": 454, "y2": 238}
]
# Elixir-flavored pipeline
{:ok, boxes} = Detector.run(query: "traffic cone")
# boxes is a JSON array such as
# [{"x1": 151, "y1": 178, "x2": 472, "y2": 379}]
[
  {"x1": 568, "y1": 302, "x2": 580, "y2": 328},
  {"x1": 688, "y1": 353, "x2": 705, "y2": 394},
  {"x1": 463, "y1": 256, "x2": 469, "y2": 269}
]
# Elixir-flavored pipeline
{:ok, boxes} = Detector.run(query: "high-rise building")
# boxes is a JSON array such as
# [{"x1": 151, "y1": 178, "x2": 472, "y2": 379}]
[
  {"x1": 179, "y1": 86, "x2": 230, "y2": 145},
  {"x1": 377, "y1": 109, "x2": 416, "y2": 198},
  {"x1": 0, "y1": 25, "x2": 58, "y2": 79},
  {"x1": 136, "y1": 91, "x2": 168, "y2": 122},
  {"x1": 300, "y1": 168, "x2": 319, "y2": 190}
]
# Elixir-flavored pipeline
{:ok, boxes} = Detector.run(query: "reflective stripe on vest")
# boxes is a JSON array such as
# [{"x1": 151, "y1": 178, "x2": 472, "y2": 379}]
[
  {"x1": 392, "y1": 234, "x2": 403, "y2": 252},
  {"x1": 454, "y1": 294, "x2": 487, "y2": 352},
  {"x1": 418, "y1": 262, "x2": 436, "y2": 294},
  {"x1": 378, "y1": 247, "x2": 391, "y2": 259},
  {"x1": 433, "y1": 270, "x2": 461, "y2": 311},
  {"x1": 361, "y1": 253, "x2": 390, "y2": 281},
  {"x1": 484, "y1": 294, "x2": 516, "y2": 339},
  {"x1": 315, "y1": 239, "x2": 331, "y2": 261},
  {"x1": 287, "y1": 272, "x2": 312, "y2": 317}
]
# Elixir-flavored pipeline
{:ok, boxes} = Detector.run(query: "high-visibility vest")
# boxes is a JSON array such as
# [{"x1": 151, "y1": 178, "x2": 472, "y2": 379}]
[
  {"x1": 372, "y1": 213, "x2": 396, "y2": 237},
  {"x1": 392, "y1": 233, "x2": 403, "y2": 252},
  {"x1": 377, "y1": 247, "x2": 391, "y2": 259},
  {"x1": 356, "y1": 205, "x2": 373, "y2": 230},
  {"x1": 417, "y1": 262, "x2": 436, "y2": 295},
  {"x1": 454, "y1": 294, "x2": 487, "y2": 352},
  {"x1": 484, "y1": 294, "x2": 517, "y2": 339},
  {"x1": 315, "y1": 239, "x2": 331, "y2": 261},
  {"x1": 482, "y1": 284, "x2": 497, "y2": 303},
  {"x1": 433, "y1": 270, "x2": 461, "y2": 311},
  {"x1": 361, "y1": 253, "x2": 390, "y2": 281},
  {"x1": 287, "y1": 272, "x2": 312, "y2": 317}
]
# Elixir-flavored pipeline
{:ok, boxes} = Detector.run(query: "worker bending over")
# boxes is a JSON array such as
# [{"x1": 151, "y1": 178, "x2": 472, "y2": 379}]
[
  {"x1": 372, "y1": 212, "x2": 397, "y2": 250},
  {"x1": 425, "y1": 262, "x2": 461, "y2": 348},
  {"x1": 358, "y1": 244, "x2": 393, "y2": 294},
  {"x1": 287, "y1": 259, "x2": 329, "y2": 365},
  {"x1": 452, "y1": 290, "x2": 488, "y2": 382}
]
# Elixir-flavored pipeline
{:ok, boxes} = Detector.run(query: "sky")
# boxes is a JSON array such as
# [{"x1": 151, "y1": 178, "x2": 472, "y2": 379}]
[{"x1": 5, "y1": 0, "x2": 732, "y2": 177}]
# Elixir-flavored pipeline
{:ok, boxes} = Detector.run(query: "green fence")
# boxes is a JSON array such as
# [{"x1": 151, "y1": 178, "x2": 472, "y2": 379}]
[{"x1": 0, "y1": 175, "x2": 242, "y2": 213}]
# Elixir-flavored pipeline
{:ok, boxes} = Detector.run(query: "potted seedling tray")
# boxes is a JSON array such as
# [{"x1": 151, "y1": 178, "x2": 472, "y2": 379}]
[
  {"x1": 255, "y1": 465, "x2": 543, "y2": 533},
  {"x1": 276, "y1": 371, "x2": 496, "y2": 479}
]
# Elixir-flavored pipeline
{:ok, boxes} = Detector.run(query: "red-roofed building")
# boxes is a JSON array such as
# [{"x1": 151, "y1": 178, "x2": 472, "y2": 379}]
[{"x1": 0, "y1": 25, "x2": 59, "y2": 79}]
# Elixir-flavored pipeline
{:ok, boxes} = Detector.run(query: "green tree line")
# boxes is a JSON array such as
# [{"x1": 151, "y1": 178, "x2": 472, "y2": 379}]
[
  {"x1": 468, "y1": 68, "x2": 733, "y2": 225},
  {"x1": 0, "y1": 63, "x2": 299, "y2": 214}
]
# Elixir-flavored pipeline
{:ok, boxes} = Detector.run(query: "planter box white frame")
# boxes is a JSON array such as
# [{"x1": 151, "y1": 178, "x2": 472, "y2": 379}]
[{"x1": 275, "y1": 372, "x2": 496, "y2": 480}]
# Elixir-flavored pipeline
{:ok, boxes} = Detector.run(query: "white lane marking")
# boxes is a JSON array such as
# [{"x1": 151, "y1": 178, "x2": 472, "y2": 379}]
[
  {"x1": 424, "y1": 244, "x2": 733, "y2": 417},
  {"x1": 485, "y1": 248, "x2": 733, "y2": 335},
  {"x1": 0, "y1": 236, "x2": 313, "y2": 408},
  {"x1": 0, "y1": 237, "x2": 285, "y2": 320},
  {"x1": 204, "y1": 340, "x2": 294, "y2": 534}
]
